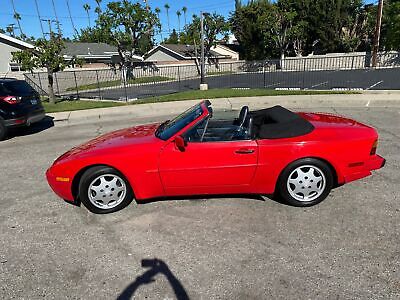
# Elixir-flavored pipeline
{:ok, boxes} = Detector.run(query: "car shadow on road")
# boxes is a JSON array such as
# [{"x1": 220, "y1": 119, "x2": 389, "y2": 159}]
[
  {"x1": 117, "y1": 258, "x2": 189, "y2": 300},
  {"x1": 139, "y1": 193, "x2": 267, "y2": 205},
  {"x1": 139, "y1": 193, "x2": 294, "y2": 207},
  {"x1": 6, "y1": 116, "x2": 54, "y2": 140}
]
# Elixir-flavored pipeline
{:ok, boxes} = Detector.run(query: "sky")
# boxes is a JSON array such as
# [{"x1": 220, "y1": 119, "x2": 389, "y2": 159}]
[{"x1": 1, "y1": 0, "x2": 377, "y2": 41}]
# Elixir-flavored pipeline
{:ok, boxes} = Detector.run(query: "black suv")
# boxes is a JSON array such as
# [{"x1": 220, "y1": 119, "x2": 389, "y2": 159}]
[{"x1": 0, "y1": 78, "x2": 45, "y2": 140}]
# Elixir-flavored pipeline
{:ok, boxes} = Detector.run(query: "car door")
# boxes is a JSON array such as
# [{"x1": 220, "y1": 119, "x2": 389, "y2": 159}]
[{"x1": 158, "y1": 127, "x2": 258, "y2": 194}]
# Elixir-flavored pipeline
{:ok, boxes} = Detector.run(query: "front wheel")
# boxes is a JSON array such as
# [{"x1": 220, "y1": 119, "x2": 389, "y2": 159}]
[
  {"x1": 277, "y1": 158, "x2": 334, "y2": 207},
  {"x1": 79, "y1": 166, "x2": 134, "y2": 214}
]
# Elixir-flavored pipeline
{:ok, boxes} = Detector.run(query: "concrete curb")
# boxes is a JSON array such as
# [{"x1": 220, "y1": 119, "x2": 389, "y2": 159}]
[{"x1": 48, "y1": 92, "x2": 400, "y2": 125}]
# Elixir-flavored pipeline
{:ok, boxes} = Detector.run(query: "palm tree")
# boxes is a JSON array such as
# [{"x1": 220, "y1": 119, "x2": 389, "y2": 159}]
[
  {"x1": 66, "y1": 0, "x2": 78, "y2": 36},
  {"x1": 155, "y1": 7, "x2": 163, "y2": 40},
  {"x1": 95, "y1": 0, "x2": 102, "y2": 15},
  {"x1": 182, "y1": 6, "x2": 187, "y2": 27},
  {"x1": 83, "y1": 3, "x2": 91, "y2": 28},
  {"x1": 10, "y1": 0, "x2": 24, "y2": 38},
  {"x1": 176, "y1": 10, "x2": 181, "y2": 33},
  {"x1": 164, "y1": 3, "x2": 170, "y2": 33}
]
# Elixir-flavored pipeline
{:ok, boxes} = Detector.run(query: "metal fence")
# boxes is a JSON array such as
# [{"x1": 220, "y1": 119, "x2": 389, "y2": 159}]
[{"x1": 25, "y1": 52, "x2": 400, "y2": 101}]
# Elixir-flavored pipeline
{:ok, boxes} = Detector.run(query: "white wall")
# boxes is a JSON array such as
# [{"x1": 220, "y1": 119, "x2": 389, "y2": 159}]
[{"x1": 0, "y1": 42, "x2": 20, "y2": 73}]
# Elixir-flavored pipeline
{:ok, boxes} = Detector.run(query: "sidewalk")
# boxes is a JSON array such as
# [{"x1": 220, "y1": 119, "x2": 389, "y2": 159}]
[{"x1": 48, "y1": 91, "x2": 400, "y2": 124}]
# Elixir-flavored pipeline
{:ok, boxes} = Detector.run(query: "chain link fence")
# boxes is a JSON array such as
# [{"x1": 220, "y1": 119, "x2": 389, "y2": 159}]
[{"x1": 25, "y1": 52, "x2": 400, "y2": 101}]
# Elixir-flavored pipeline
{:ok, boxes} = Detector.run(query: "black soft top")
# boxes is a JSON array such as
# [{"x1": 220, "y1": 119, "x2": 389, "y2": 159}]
[{"x1": 250, "y1": 106, "x2": 314, "y2": 139}]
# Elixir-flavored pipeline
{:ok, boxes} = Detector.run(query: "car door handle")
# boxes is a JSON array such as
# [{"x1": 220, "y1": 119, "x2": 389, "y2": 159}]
[{"x1": 235, "y1": 149, "x2": 255, "y2": 154}]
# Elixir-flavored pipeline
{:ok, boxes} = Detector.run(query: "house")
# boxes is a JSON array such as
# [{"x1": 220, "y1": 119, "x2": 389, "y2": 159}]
[
  {"x1": 144, "y1": 43, "x2": 239, "y2": 64},
  {"x1": 0, "y1": 33, "x2": 34, "y2": 74},
  {"x1": 62, "y1": 42, "x2": 143, "y2": 68},
  {"x1": 0, "y1": 34, "x2": 144, "y2": 75}
]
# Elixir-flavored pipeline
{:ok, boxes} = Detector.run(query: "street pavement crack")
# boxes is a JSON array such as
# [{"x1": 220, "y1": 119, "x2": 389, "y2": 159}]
[{"x1": 96, "y1": 124, "x2": 103, "y2": 136}]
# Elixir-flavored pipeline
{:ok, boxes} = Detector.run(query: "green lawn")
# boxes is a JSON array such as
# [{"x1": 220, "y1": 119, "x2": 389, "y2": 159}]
[
  {"x1": 136, "y1": 88, "x2": 358, "y2": 104},
  {"x1": 43, "y1": 100, "x2": 126, "y2": 113},
  {"x1": 66, "y1": 76, "x2": 172, "y2": 92},
  {"x1": 43, "y1": 88, "x2": 358, "y2": 113}
]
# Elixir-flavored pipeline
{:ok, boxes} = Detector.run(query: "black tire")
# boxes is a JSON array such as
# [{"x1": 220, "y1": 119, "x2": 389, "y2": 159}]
[
  {"x1": 277, "y1": 158, "x2": 334, "y2": 207},
  {"x1": 0, "y1": 117, "x2": 8, "y2": 141},
  {"x1": 79, "y1": 166, "x2": 134, "y2": 214}
]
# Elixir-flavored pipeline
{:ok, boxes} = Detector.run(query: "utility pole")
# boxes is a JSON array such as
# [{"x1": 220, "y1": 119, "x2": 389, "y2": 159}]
[
  {"x1": 371, "y1": 0, "x2": 384, "y2": 68},
  {"x1": 51, "y1": 0, "x2": 62, "y2": 35},
  {"x1": 6, "y1": 24, "x2": 17, "y2": 37},
  {"x1": 42, "y1": 19, "x2": 53, "y2": 37},
  {"x1": 200, "y1": 11, "x2": 209, "y2": 90}
]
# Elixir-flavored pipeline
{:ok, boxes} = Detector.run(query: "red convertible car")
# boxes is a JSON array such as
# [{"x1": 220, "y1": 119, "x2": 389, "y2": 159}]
[{"x1": 46, "y1": 100, "x2": 385, "y2": 214}]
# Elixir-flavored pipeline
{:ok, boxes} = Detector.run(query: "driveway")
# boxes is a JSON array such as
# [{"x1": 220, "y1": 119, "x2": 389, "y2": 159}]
[{"x1": 0, "y1": 103, "x2": 399, "y2": 299}]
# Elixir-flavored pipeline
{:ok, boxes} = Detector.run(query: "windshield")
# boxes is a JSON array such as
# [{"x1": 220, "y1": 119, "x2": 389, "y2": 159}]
[
  {"x1": 0, "y1": 81, "x2": 36, "y2": 96},
  {"x1": 156, "y1": 103, "x2": 204, "y2": 140}
]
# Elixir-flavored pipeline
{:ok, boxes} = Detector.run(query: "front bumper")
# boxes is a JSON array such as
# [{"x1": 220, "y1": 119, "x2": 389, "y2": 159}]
[
  {"x1": 46, "y1": 168, "x2": 75, "y2": 202},
  {"x1": 4, "y1": 109, "x2": 45, "y2": 127},
  {"x1": 344, "y1": 154, "x2": 385, "y2": 183}
]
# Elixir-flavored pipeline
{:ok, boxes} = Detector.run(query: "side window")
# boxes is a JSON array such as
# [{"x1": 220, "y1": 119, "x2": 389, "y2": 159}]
[
  {"x1": 183, "y1": 118, "x2": 208, "y2": 142},
  {"x1": 183, "y1": 118, "x2": 252, "y2": 143}
]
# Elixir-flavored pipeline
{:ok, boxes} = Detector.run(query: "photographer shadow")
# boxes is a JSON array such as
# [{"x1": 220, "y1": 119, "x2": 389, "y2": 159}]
[{"x1": 117, "y1": 258, "x2": 189, "y2": 300}]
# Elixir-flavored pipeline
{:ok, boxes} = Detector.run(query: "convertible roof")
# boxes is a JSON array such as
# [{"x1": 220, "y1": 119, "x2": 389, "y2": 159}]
[{"x1": 250, "y1": 106, "x2": 314, "y2": 139}]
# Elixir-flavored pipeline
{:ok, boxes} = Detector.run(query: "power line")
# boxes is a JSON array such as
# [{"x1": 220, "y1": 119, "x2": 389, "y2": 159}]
[
  {"x1": 51, "y1": 0, "x2": 62, "y2": 34},
  {"x1": 33, "y1": 0, "x2": 45, "y2": 37}
]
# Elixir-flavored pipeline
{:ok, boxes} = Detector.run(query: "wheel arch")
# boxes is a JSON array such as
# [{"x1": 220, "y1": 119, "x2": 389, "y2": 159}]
[
  {"x1": 276, "y1": 156, "x2": 339, "y2": 191},
  {"x1": 71, "y1": 164, "x2": 135, "y2": 202}
]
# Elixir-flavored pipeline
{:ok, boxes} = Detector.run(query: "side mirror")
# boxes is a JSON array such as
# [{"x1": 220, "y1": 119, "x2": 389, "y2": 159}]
[{"x1": 175, "y1": 135, "x2": 187, "y2": 152}]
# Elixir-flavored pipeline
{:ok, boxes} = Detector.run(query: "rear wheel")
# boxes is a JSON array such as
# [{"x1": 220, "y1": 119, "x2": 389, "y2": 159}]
[
  {"x1": 277, "y1": 158, "x2": 333, "y2": 207},
  {"x1": 79, "y1": 166, "x2": 134, "y2": 214},
  {"x1": 0, "y1": 117, "x2": 7, "y2": 141}
]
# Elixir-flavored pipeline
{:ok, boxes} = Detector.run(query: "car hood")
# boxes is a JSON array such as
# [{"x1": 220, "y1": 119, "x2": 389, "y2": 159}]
[{"x1": 54, "y1": 123, "x2": 161, "y2": 162}]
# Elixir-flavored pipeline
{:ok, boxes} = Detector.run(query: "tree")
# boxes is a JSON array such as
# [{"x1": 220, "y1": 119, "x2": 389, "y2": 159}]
[
  {"x1": 261, "y1": 5, "x2": 307, "y2": 59},
  {"x1": 96, "y1": 1, "x2": 159, "y2": 78},
  {"x1": 164, "y1": 29, "x2": 179, "y2": 44},
  {"x1": 11, "y1": 0, "x2": 25, "y2": 39},
  {"x1": 176, "y1": 10, "x2": 182, "y2": 33},
  {"x1": 231, "y1": 0, "x2": 367, "y2": 58},
  {"x1": 382, "y1": 0, "x2": 400, "y2": 50},
  {"x1": 182, "y1": 6, "x2": 188, "y2": 27},
  {"x1": 12, "y1": 34, "x2": 76, "y2": 104},
  {"x1": 164, "y1": 3, "x2": 171, "y2": 33},
  {"x1": 277, "y1": 0, "x2": 365, "y2": 54},
  {"x1": 181, "y1": 13, "x2": 229, "y2": 65},
  {"x1": 95, "y1": 0, "x2": 102, "y2": 15},
  {"x1": 83, "y1": 3, "x2": 92, "y2": 28},
  {"x1": 230, "y1": 0, "x2": 273, "y2": 60},
  {"x1": 155, "y1": 7, "x2": 163, "y2": 40}
]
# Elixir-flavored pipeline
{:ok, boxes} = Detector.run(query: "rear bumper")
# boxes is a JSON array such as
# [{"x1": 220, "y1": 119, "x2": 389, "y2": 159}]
[
  {"x1": 344, "y1": 154, "x2": 385, "y2": 183},
  {"x1": 4, "y1": 109, "x2": 45, "y2": 127}
]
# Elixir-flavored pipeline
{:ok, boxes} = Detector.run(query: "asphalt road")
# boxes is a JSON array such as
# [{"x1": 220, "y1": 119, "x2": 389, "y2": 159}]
[
  {"x1": 78, "y1": 68, "x2": 400, "y2": 100},
  {"x1": 0, "y1": 104, "x2": 399, "y2": 299}
]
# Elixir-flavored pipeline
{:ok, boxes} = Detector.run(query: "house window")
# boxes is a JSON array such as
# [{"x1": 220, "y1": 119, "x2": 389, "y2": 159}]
[{"x1": 9, "y1": 62, "x2": 24, "y2": 72}]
